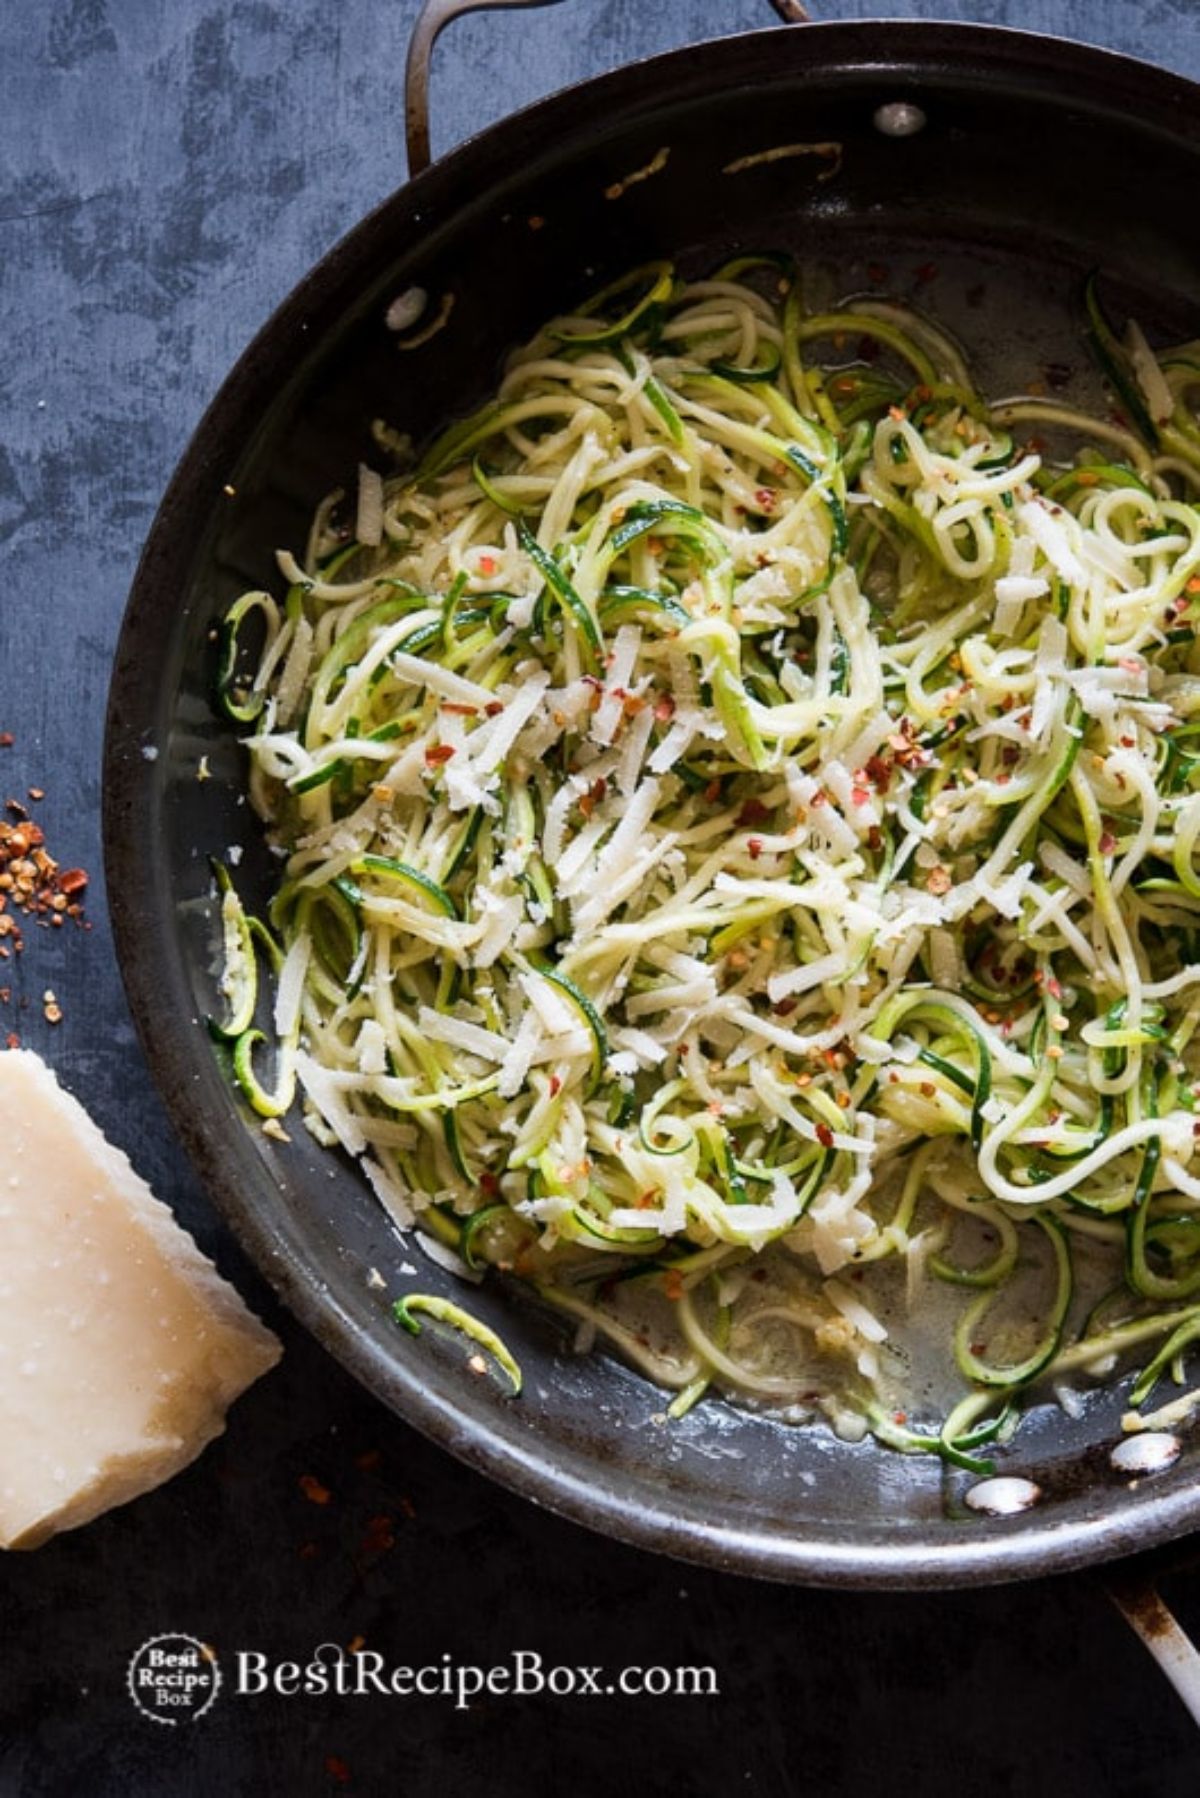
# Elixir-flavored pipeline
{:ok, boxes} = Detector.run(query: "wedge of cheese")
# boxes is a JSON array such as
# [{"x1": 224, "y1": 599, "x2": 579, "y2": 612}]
[{"x1": 0, "y1": 1050, "x2": 281, "y2": 1549}]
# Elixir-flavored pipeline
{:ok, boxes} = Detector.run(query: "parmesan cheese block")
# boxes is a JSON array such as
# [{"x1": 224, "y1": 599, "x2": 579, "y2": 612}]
[{"x1": 0, "y1": 1050, "x2": 281, "y2": 1549}]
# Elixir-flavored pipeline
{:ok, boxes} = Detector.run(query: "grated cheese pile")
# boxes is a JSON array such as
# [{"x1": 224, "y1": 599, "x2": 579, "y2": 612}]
[{"x1": 214, "y1": 260, "x2": 1200, "y2": 1460}]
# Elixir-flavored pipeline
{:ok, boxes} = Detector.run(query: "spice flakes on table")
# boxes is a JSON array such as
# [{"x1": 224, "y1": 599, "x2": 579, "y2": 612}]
[{"x1": 0, "y1": 743, "x2": 90, "y2": 1042}]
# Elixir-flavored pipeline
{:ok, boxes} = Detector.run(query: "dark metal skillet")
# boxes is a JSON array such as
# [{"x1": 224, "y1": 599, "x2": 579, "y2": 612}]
[{"x1": 104, "y1": 0, "x2": 1200, "y2": 1589}]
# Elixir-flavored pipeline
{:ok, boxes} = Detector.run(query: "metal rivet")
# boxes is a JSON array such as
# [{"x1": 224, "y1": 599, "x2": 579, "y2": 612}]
[
  {"x1": 965, "y1": 1476, "x2": 1042, "y2": 1516},
  {"x1": 1110, "y1": 1432, "x2": 1182, "y2": 1476},
  {"x1": 874, "y1": 101, "x2": 927, "y2": 138},
  {"x1": 385, "y1": 287, "x2": 427, "y2": 332}
]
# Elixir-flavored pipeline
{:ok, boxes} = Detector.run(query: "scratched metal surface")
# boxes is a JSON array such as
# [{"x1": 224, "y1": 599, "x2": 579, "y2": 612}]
[{"x1": 3, "y1": 2, "x2": 1200, "y2": 1793}]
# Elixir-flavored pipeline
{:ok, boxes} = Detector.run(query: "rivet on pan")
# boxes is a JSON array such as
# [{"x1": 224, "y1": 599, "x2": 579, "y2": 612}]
[
  {"x1": 874, "y1": 101, "x2": 927, "y2": 138},
  {"x1": 385, "y1": 287, "x2": 427, "y2": 332},
  {"x1": 965, "y1": 1475, "x2": 1042, "y2": 1516},
  {"x1": 1110, "y1": 1432, "x2": 1182, "y2": 1476}
]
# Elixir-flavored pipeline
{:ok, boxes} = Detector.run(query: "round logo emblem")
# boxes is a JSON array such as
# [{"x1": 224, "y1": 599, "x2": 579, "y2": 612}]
[{"x1": 126, "y1": 1633, "x2": 221, "y2": 1725}]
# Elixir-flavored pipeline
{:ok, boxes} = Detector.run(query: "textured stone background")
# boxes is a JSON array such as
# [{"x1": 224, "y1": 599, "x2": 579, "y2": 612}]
[{"x1": 2, "y1": 1, "x2": 1200, "y2": 1792}]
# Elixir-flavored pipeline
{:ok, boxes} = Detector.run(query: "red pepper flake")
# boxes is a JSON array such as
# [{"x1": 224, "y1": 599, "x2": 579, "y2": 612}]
[
  {"x1": 1098, "y1": 830, "x2": 1117, "y2": 855},
  {"x1": 478, "y1": 555, "x2": 498, "y2": 577},
  {"x1": 424, "y1": 743, "x2": 456, "y2": 766},
  {"x1": 737, "y1": 798, "x2": 770, "y2": 827},
  {"x1": 479, "y1": 1170, "x2": 500, "y2": 1197},
  {"x1": 754, "y1": 487, "x2": 778, "y2": 513},
  {"x1": 440, "y1": 701, "x2": 478, "y2": 717},
  {"x1": 654, "y1": 693, "x2": 676, "y2": 723},
  {"x1": 484, "y1": 700, "x2": 504, "y2": 718},
  {"x1": 549, "y1": 1073, "x2": 562, "y2": 1097},
  {"x1": 298, "y1": 1473, "x2": 332, "y2": 1506},
  {"x1": 579, "y1": 776, "x2": 608, "y2": 819},
  {"x1": 662, "y1": 1269, "x2": 685, "y2": 1302},
  {"x1": 815, "y1": 1123, "x2": 835, "y2": 1149},
  {"x1": 851, "y1": 786, "x2": 870, "y2": 808},
  {"x1": 325, "y1": 1756, "x2": 352, "y2": 1786},
  {"x1": 4, "y1": 1032, "x2": 19, "y2": 1050},
  {"x1": 747, "y1": 837, "x2": 763, "y2": 860},
  {"x1": 0, "y1": 735, "x2": 11, "y2": 749},
  {"x1": 703, "y1": 778, "x2": 722, "y2": 805},
  {"x1": 359, "y1": 1513, "x2": 395, "y2": 1557},
  {"x1": 893, "y1": 1410, "x2": 907, "y2": 1425}
]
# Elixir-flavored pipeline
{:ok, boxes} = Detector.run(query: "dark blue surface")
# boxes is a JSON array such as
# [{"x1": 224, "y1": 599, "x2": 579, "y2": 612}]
[{"x1": 3, "y1": 2, "x2": 1200, "y2": 1791}]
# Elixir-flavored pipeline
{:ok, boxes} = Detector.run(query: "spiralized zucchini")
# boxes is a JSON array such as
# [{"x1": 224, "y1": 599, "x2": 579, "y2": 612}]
[{"x1": 216, "y1": 257, "x2": 1200, "y2": 1470}]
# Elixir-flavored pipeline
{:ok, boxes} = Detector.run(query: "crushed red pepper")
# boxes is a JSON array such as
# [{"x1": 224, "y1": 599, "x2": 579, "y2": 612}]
[
  {"x1": 0, "y1": 739, "x2": 90, "y2": 1040},
  {"x1": 358, "y1": 1513, "x2": 395, "y2": 1558}
]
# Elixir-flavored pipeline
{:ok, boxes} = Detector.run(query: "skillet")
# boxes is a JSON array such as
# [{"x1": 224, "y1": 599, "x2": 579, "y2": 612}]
[{"x1": 104, "y1": 0, "x2": 1200, "y2": 1586}]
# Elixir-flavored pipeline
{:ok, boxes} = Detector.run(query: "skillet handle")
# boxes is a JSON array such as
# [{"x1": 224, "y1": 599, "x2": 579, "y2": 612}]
[
  {"x1": 1107, "y1": 1574, "x2": 1200, "y2": 1729},
  {"x1": 405, "y1": 0, "x2": 810, "y2": 177},
  {"x1": 405, "y1": 0, "x2": 569, "y2": 179}
]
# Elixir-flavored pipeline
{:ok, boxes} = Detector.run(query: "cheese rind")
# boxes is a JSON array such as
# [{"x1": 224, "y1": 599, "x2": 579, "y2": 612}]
[{"x1": 0, "y1": 1050, "x2": 281, "y2": 1549}]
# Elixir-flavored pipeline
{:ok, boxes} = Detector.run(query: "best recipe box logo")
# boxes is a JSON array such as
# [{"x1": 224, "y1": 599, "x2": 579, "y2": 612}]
[
  {"x1": 127, "y1": 1635, "x2": 221, "y2": 1724},
  {"x1": 126, "y1": 1635, "x2": 718, "y2": 1719}
]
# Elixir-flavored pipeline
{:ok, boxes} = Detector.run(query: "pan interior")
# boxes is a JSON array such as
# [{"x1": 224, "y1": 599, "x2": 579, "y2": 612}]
[{"x1": 111, "y1": 28, "x2": 1200, "y2": 1583}]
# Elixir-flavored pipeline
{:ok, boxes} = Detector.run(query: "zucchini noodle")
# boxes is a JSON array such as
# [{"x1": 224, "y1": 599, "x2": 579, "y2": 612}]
[{"x1": 214, "y1": 256, "x2": 1200, "y2": 1470}]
